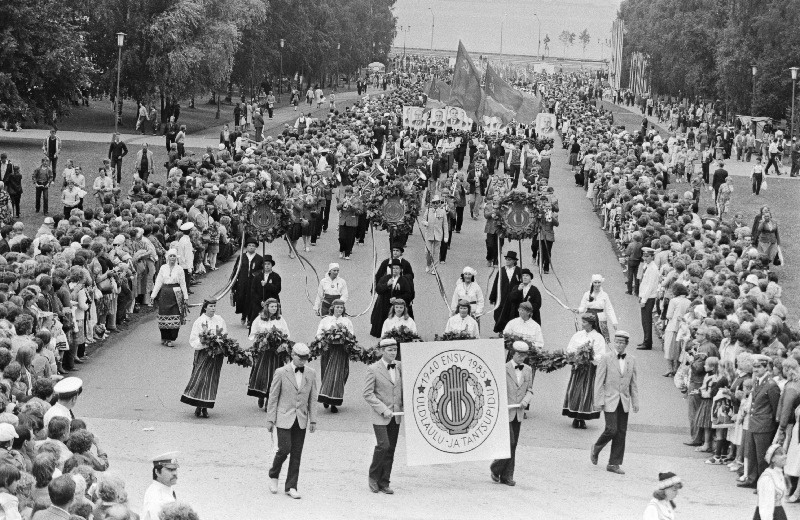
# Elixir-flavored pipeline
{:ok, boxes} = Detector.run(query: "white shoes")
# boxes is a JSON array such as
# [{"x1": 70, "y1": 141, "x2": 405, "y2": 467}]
[
  {"x1": 269, "y1": 478, "x2": 278, "y2": 494},
  {"x1": 286, "y1": 488, "x2": 301, "y2": 499}
]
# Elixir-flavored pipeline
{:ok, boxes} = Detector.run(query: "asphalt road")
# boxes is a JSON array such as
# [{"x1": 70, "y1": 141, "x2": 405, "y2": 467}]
[{"x1": 67, "y1": 124, "x2": 776, "y2": 518}]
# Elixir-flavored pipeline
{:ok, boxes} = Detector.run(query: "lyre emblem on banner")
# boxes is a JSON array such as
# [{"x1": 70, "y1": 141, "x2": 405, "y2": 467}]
[{"x1": 435, "y1": 366, "x2": 478, "y2": 435}]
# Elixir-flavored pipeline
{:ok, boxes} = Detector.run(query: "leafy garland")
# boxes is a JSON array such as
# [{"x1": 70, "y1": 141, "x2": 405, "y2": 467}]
[
  {"x1": 240, "y1": 190, "x2": 294, "y2": 243},
  {"x1": 494, "y1": 191, "x2": 539, "y2": 241},
  {"x1": 434, "y1": 330, "x2": 477, "y2": 341},
  {"x1": 200, "y1": 327, "x2": 252, "y2": 367},
  {"x1": 360, "y1": 325, "x2": 423, "y2": 364},
  {"x1": 503, "y1": 333, "x2": 594, "y2": 373},
  {"x1": 308, "y1": 324, "x2": 361, "y2": 361},
  {"x1": 250, "y1": 329, "x2": 294, "y2": 358},
  {"x1": 363, "y1": 179, "x2": 420, "y2": 236}
]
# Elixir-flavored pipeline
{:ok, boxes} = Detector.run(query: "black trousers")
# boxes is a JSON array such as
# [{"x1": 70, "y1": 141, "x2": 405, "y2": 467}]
[
  {"x1": 640, "y1": 297, "x2": 655, "y2": 348},
  {"x1": 338, "y1": 225, "x2": 356, "y2": 256},
  {"x1": 369, "y1": 418, "x2": 400, "y2": 487},
  {"x1": 111, "y1": 159, "x2": 123, "y2": 183},
  {"x1": 10, "y1": 194, "x2": 20, "y2": 217},
  {"x1": 626, "y1": 263, "x2": 640, "y2": 294},
  {"x1": 765, "y1": 153, "x2": 781, "y2": 174},
  {"x1": 269, "y1": 419, "x2": 307, "y2": 491},
  {"x1": 48, "y1": 156, "x2": 58, "y2": 179},
  {"x1": 531, "y1": 239, "x2": 554, "y2": 272},
  {"x1": 747, "y1": 430, "x2": 777, "y2": 482},
  {"x1": 485, "y1": 233, "x2": 504, "y2": 265},
  {"x1": 508, "y1": 164, "x2": 521, "y2": 186},
  {"x1": 356, "y1": 214, "x2": 368, "y2": 243},
  {"x1": 322, "y1": 199, "x2": 332, "y2": 231},
  {"x1": 455, "y1": 206, "x2": 464, "y2": 232},
  {"x1": 594, "y1": 402, "x2": 628, "y2": 465},
  {"x1": 35, "y1": 186, "x2": 49, "y2": 213},
  {"x1": 752, "y1": 173, "x2": 763, "y2": 195},
  {"x1": 490, "y1": 419, "x2": 521, "y2": 480},
  {"x1": 439, "y1": 220, "x2": 453, "y2": 262}
]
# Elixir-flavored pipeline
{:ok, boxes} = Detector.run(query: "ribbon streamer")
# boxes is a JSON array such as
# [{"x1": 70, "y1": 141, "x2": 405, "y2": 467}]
[
  {"x1": 284, "y1": 236, "x2": 321, "y2": 309},
  {"x1": 348, "y1": 226, "x2": 379, "y2": 318},
  {"x1": 414, "y1": 218, "x2": 453, "y2": 314}
]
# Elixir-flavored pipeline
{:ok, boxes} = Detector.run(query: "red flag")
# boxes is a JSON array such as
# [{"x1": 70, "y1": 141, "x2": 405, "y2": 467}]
[
  {"x1": 479, "y1": 95, "x2": 516, "y2": 125},
  {"x1": 515, "y1": 93, "x2": 542, "y2": 125},
  {"x1": 448, "y1": 41, "x2": 483, "y2": 120},
  {"x1": 483, "y1": 64, "x2": 523, "y2": 113}
]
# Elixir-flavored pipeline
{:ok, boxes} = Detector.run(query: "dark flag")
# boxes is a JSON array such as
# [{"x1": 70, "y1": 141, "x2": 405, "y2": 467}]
[{"x1": 448, "y1": 41, "x2": 483, "y2": 120}]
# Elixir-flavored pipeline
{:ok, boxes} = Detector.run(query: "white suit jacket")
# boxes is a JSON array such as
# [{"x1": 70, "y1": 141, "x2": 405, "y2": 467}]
[
  {"x1": 593, "y1": 352, "x2": 640, "y2": 413},
  {"x1": 363, "y1": 360, "x2": 403, "y2": 425},
  {"x1": 505, "y1": 360, "x2": 534, "y2": 422},
  {"x1": 266, "y1": 364, "x2": 318, "y2": 429}
]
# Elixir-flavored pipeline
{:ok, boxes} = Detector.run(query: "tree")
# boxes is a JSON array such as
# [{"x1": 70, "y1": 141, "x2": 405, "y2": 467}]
[
  {"x1": 579, "y1": 29, "x2": 591, "y2": 58},
  {"x1": 543, "y1": 34, "x2": 551, "y2": 56},
  {"x1": 558, "y1": 30, "x2": 571, "y2": 58},
  {"x1": 0, "y1": 0, "x2": 91, "y2": 125}
]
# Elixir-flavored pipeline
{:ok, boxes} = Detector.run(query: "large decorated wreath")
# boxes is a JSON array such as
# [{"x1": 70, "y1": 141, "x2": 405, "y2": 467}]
[
  {"x1": 200, "y1": 327, "x2": 252, "y2": 367},
  {"x1": 240, "y1": 190, "x2": 294, "y2": 243},
  {"x1": 250, "y1": 329, "x2": 294, "y2": 359},
  {"x1": 360, "y1": 325, "x2": 423, "y2": 364},
  {"x1": 494, "y1": 191, "x2": 540, "y2": 241},
  {"x1": 503, "y1": 333, "x2": 566, "y2": 373},
  {"x1": 363, "y1": 179, "x2": 420, "y2": 236},
  {"x1": 308, "y1": 324, "x2": 361, "y2": 361},
  {"x1": 434, "y1": 330, "x2": 477, "y2": 341}
]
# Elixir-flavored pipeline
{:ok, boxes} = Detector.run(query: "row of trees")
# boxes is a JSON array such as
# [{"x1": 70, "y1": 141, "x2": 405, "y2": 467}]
[
  {"x1": 0, "y1": 0, "x2": 396, "y2": 124},
  {"x1": 557, "y1": 29, "x2": 592, "y2": 58},
  {"x1": 619, "y1": 0, "x2": 800, "y2": 121}
]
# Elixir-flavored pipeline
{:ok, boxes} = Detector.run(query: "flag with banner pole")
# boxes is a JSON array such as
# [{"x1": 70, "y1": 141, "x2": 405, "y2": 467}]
[{"x1": 448, "y1": 41, "x2": 483, "y2": 120}]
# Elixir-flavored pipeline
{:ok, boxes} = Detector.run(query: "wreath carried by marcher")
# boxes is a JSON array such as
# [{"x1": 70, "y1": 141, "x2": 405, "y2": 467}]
[
  {"x1": 494, "y1": 191, "x2": 539, "y2": 241},
  {"x1": 363, "y1": 179, "x2": 420, "y2": 236},
  {"x1": 240, "y1": 190, "x2": 294, "y2": 243}
]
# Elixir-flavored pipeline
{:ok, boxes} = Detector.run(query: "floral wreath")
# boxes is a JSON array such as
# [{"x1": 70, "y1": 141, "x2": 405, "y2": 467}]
[
  {"x1": 308, "y1": 324, "x2": 360, "y2": 361},
  {"x1": 250, "y1": 329, "x2": 295, "y2": 358},
  {"x1": 434, "y1": 330, "x2": 477, "y2": 341},
  {"x1": 494, "y1": 191, "x2": 540, "y2": 241},
  {"x1": 241, "y1": 190, "x2": 294, "y2": 243},
  {"x1": 200, "y1": 326, "x2": 252, "y2": 367},
  {"x1": 363, "y1": 179, "x2": 420, "y2": 236},
  {"x1": 503, "y1": 333, "x2": 592, "y2": 373},
  {"x1": 360, "y1": 325, "x2": 422, "y2": 364}
]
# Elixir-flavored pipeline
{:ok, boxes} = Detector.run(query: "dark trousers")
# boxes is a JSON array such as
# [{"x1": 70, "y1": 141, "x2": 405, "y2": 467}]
[
  {"x1": 594, "y1": 402, "x2": 629, "y2": 465},
  {"x1": 640, "y1": 297, "x2": 655, "y2": 348},
  {"x1": 338, "y1": 225, "x2": 356, "y2": 256},
  {"x1": 369, "y1": 418, "x2": 400, "y2": 487},
  {"x1": 439, "y1": 221, "x2": 453, "y2": 262},
  {"x1": 626, "y1": 263, "x2": 640, "y2": 294},
  {"x1": 48, "y1": 156, "x2": 58, "y2": 179},
  {"x1": 791, "y1": 158, "x2": 799, "y2": 177},
  {"x1": 765, "y1": 153, "x2": 780, "y2": 174},
  {"x1": 110, "y1": 159, "x2": 123, "y2": 183},
  {"x1": 267, "y1": 107, "x2": 274, "y2": 118},
  {"x1": 508, "y1": 164, "x2": 521, "y2": 186},
  {"x1": 490, "y1": 419, "x2": 521, "y2": 480},
  {"x1": 322, "y1": 199, "x2": 332, "y2": 231},
  {"x1": 35, "y1": 186, "x2": 49, "y2": 213},
  {"x1": 177, "y1": 143, "x2": 185, "y2": 158},
  {"x1": 455, "y1": 206, "x2": 464, "y2": 232},
  {"x1": 747, "y1": 430, "x2": 776, "y2": 482},
  {"x1": 10, "y1": 194, "x2": 20, "y2": 217},
  {"x1": 255, "y1": 127, "x2": 263, "y2": 142},
  {"x1": 356, "y1": 214, "x2": 368, "y2": 243},
  {"x1": 531, "y1": 239, "x2": 554, "y2": 272},
  {"x1": 752, "y1": 174, "x2": 763, "y2": 195},
  {"x1": 485, "y1": 233, "x2": 505, "y2": 265},
  {"x1": 184, "y1": 268, "x2": 192, "y2": 288},
  {"x1": 269, "y1": 419, "x2": 307, "y2": 491}
]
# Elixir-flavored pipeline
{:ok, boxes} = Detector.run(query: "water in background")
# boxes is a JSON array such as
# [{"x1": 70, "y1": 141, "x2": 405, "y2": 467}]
[{"x1": 393, "y1": 0, "x2": 621, "y2": 60}]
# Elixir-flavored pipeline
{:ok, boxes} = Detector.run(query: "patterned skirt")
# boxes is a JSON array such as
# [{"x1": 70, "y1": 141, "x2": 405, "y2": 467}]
[
  {"x1": 317, "y1": 343, "x2": 349, "y2": 406},
  {"x1": 562, "y1": 364, "x2": 600, "y2": 421},
  {"x1": 157, "y1": 284, "x2": 186, "y2": 330},
  {"x1": 247, "y1": 350, "x2": 286, "y2": 399},
  {"x1": 180, "y1": 349, "x2": 224, "y2": 408}
]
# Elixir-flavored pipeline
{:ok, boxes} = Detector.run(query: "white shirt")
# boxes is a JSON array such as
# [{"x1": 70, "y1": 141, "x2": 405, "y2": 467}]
[
  {"x1": 43, "y1": 402, "x2": 72, "y2": 427},
  {"x1": 444, "y1": 314, "x2": 480, "y2": 338},
  {"x1": 566, "y1": 329, "x2": 607, "y2": 361},
  {"x1": 577, "y1": 289, "x2": 618, "y2": 326},
  {"x1": 316, "y1": 315, "x2": 354, "y2": 337},
  {"x1": 141, "y1": 480, "x2": 175, "y2": 520},
  {"x1": 382, "y1": 358, "x2": 396, "y2": 384},
  {"x1": 642, "y1": 498, "x2": 675, "y2": 520},
  {"x1": 249, "y1": 316, "x2": 289, "y2": 340},
  {"x1": 450, "y1": 280, "x2": 485, "y2": 315},
  {"x1": 151, "y1": 264, "x2": 188, "y2": 300},
  {"x1": 638, "y1": 261, "x2": 660, "y2": 303},
  {"x1": 313, "y1": 276, "x2": 349, "y2": 311},
  {"x1": 381, "y1": 316, "x2": 416, "y2": 336},
  {"x1": 176, "y1": 236, "x2": 194, "y2": 272},
  {"x1": 189, "y1": 314, "x2": 227, "y2": 350},
  {"x1": 291, "y1": 362, "x2": 303, "y2": 387},
  {"x1": 618, "y1": 354, "x2": 626, "y2": 374},
  {"x1": 502, "y1": 317, "x2": 544, "y2": 349}
]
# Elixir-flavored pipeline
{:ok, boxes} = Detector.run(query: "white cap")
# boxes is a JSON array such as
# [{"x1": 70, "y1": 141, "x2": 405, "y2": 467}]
[
  {"x1": 379, "y1": 338, "x2": 398, "y2": 348},
  {"x1": 512, "y1": 341, "x2": 529, "y2": 353},
  {"x1": 327, "y1": 263, "x2": 340, "y2": 272},
  {"x1": 0, "y1": 423, "x2": 18, "y2": 442},
  {"x1": 152, "y1": 451, "x2": 180, "y2": 468},
  {"x1": 292, "y1": 343, "x2": 310, "y2": 356},
  {"x1": 53, "y1": 376, "x2": 83, "y2": 395},
  {"x1": 746, "y1": 274, "x2": 759, "y2": 285},
  {"x1": 180, "y1": 222, "x2": 195, "y2": 232},
  {"x1": 166, "y1": 249, "x2": 178, "y2": 257},
  {"x1": 591, "y1": 274, "x2": 604, "y2": 283}
]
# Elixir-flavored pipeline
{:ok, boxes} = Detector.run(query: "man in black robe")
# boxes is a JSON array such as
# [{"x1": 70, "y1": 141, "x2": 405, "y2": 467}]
[
  {"x1": 233, "y1": 237, "x2": 264, "y2": 326},
  {"x1": 374, "y1": 244, "x2": 414, "y2": 297},
  {"x1": 253, "y1": 254, "x2": 281, "y2": 324},
  {"x1": 501, "y1": 268, "x2": 542, "y2": 326},
  {"x1": 370, "y1": 260, "x2": 413, "y2": 338},
  {"x1": 490, "y1": 251, "x2": 522, "y2": 334}
]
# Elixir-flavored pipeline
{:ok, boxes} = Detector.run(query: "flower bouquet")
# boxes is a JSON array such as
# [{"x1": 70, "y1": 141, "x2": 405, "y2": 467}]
[
  {"x1": 250, "y1": 329, "x2": 294, "y2": 361},
  {"x1": 200, "y1": 326, "x2": 252, "y2": 367},
  {"x1": 565, "y1": 343, "x2": 594, "y2": 368},
  {"x1": 361, "y1": 325, "x2": 423, "y2": 364},
  {"x1": 308, "y1": 324, "x2": 360, "y2": 361},
  {"x1": 434, "y1": 330, "x2": 477, "y2": 341},
  {"x1": 503, "y1": 333, "x2": 568, "y2": 373}
]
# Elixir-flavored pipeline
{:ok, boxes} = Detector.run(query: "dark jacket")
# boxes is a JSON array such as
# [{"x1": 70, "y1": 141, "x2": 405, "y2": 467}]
[
  {"x1": 748, "y1": 374, "x2": 781, "y2": 434},
  {"x1": 108, "y1": 141, "x2": 129, "y2": 161}
]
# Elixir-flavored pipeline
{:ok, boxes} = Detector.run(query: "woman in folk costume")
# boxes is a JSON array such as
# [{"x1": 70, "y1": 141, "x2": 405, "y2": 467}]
[
  {"x1": 248, "y1": 298, "x2": 290, "y2": 409},
  {"x1": 181, "y1": 298, "x2": 227, "y2": 418},
  {"x1": 562, "y1": 313, "x2": 607, "y2": 429},
  {"x1": 313, "y1": 263, "x2": 349, "y2": 317},
  {"x1": 642, "y1": 472, "x2": 683, "y2": 520},
  {"x1": 444, "y1": 299, "x2": 480, "y2": 338},
  {"x1": 316, "y1": 299, "x2": 354, "y2": 413},
  {"x1": 450, "y1": 266, "x2": 485, "y2": 323},
  {"x1": 150, "y1": 249, "x2": 188, "y2": 348},
  {"x1": 575, "y1": 274, "x2": 618, "y2": 342},
  {"x1": 381, "y1": 298, "x2": 417, "y2": 337},
  {"x1": 370, "y1": 260, "x2": 413, "y2": 338}
]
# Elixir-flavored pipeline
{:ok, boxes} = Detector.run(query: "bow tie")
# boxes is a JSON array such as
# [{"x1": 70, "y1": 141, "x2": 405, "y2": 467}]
[
  {"x1": 515, "y1": 364, "x2": 525, "y2": 371},
  {"x1": 617, "y1": 353, "x2": 626, "y2": 360},
  {"x1": 294, "y1": 366, "x2": 305, "y2": 373},
  {"x1": 387, "y1": 363, "x2": 396, "y2": 370}
]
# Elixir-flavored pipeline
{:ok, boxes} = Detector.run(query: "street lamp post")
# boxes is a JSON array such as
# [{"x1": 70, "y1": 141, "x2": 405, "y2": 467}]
[
  {"x1": 336, "y1": 43, "x2": 341, "y2": 90},
  {"x1": 114, "y1": 32, "x2": 125, "y2": 134},
  {"x1": 533, "y1": 14, "x2": 541, "y2": 58},
  {"x1": 791, "y1": 66, "x2": 799, "y2": 138},
  {"x1": 279, "y1": 38, "x2": 284, "y2": 103},
  {"x1": 751, "y1": 64, "x2": 758, "y2": 116},
  {"x1": 428, "y1": 8, "x2": 434, "y2": 51}
]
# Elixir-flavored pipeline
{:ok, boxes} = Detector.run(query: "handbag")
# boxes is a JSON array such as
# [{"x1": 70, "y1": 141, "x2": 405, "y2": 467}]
[
  {"x1": 774, "y1": 246, "x2": 784, "y2": 266},
  {"x1": 98, "y1": 277, "x2": 114, "y2": 294}
]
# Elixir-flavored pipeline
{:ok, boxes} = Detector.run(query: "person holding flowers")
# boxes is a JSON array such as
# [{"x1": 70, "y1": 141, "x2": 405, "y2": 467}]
[
  {"x1": 315, "y1": 299, "x2": 355, "y2": 413},
  {"x1": 248, "y1": 298, "x2": 290, "y2": 410},
  {"x1": 444, "y1": 299, "x2": 480, "y2": 338},
  {"x1": 562, "y1": 313, "x2": 607, "y2": 429},
  {"x1": 181, "y1": 298, "x2": 228, "y2": 418},
  {"x1": 381, "y1": 298, "x2": 417, "y2": 337}
]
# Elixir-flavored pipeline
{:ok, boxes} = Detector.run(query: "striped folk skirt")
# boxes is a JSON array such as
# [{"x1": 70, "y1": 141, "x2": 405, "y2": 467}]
[
  {"x1": 180, "y1": 349, "x2": 224, "y2": 408},
  {"x1": 157, "y1": 284, "x2": 186, "y2": 341},
  {"x1": 562, "y1": 364, "x2": 600, "y2": 421},
  {"x1": 317, "y1": 344, "x2": 349, "y2": 406},
  {"x1": 247, "y1": 351, "x2": 286, "y2": 399}
]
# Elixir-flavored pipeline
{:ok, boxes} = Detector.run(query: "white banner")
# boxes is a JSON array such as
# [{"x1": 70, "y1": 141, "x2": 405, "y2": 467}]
[
  {"x1": 428, "y1": 107, "x2": 447, "y2": 133},
  {"x1": 402, "y1": 339, "x2": 510, "y2": 466},
  {"x1": 402, "y1": 105, "x2": 428, "y2": 130}
]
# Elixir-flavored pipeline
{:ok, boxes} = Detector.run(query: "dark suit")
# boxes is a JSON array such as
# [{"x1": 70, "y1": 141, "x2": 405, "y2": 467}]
[
  {"x1": 31, "y1": 505, "x2": 70, "y2": 520},
  {"x1": 503, "y1": 283, "x2": 542, "y2": 326},
  {"x1": 364, "y1": 360, "x2": 403, "y2": 488},
  {"x1": 108, "y1": 140, "x2": 129, "y2": 183},
  {"x1": 490, "y1": 266, "x2": 522, "y2": 333},
  {"x1": 233, "y1": 253, "x2": 264, "y2": 323},
  {"x1": 260, "y1": 270, "x2": 282, "y2": 304},
  {"x1": 370, "y1": 275, "x2": 414, "y2": 339},
  {"x1": 593, "y1": 352, "x2": 639, "y2": 466},
  {"x1": 746, "y1": 374, "x2": 781, "y2": 482}
]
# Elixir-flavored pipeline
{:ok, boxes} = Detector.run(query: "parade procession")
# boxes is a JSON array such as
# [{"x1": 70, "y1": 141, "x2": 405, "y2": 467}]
[{"x1": 3, "y1": 0, "x2": 800, "y2": 518}]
